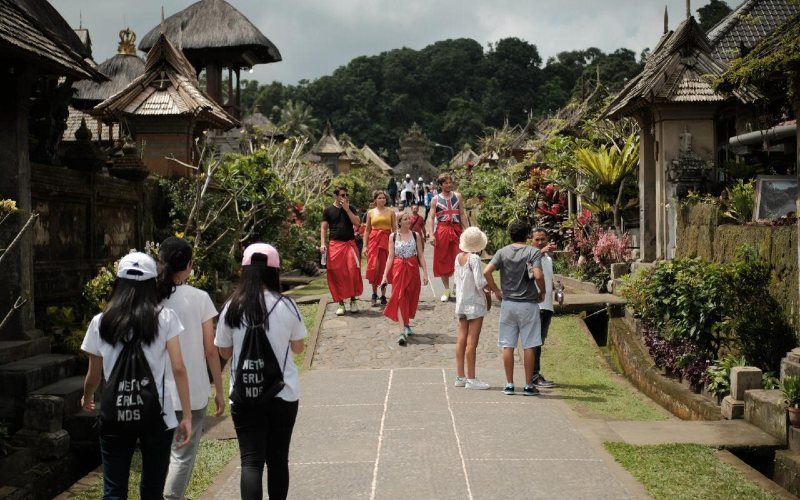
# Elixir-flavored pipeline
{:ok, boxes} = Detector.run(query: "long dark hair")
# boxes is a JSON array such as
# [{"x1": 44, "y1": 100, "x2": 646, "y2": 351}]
[
  {"x1": 100, "y1": 276, "x2": 160, "y2": 346},
  {"x1": 224, "y1": 253, "x2": 282, "y2": 330},
  {"x1": 157, "y1": 237, "x2": 193, "y2": 301}
]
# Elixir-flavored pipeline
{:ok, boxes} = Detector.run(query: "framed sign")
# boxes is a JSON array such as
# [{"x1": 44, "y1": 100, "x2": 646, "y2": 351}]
[{"x1": 753, "y1": 175, "x2": 798, "y2": 221}]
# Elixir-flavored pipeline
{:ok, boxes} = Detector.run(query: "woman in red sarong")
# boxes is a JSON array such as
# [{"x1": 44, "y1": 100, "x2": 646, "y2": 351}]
[
  {"x1": 364, "y1": 191, "x2": 396, "y2": 307},
  {"x1": 381, "y1": 212, "x2": 430, "y2": 345}
]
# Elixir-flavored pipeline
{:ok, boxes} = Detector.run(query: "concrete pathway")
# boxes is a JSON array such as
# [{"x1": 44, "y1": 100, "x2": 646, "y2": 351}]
[{"x1": 201, "y1": 242, "x2": 652, "y2": 499}]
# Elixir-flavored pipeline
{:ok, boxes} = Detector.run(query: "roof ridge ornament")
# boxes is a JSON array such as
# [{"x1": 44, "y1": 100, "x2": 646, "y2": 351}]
[
  {"x1": 686, "y1": 0, "x2": 691, "y2": 19},
  {"x1": 117, "y1": 28, "x2": 137, "y2": 56},
  {"x1": 664, "y1": 5, "x2": 669, "y2": 34}
]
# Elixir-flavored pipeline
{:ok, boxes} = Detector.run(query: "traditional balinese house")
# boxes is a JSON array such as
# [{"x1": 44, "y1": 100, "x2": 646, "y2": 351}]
[
  {"x1": 603, "y1": 9, "x2": 763, "y2": 261},
  {"x1": 93, "y1": 30, "x2": 238, "y2": 177},
  {"x1": 361, "y1": 144, "x2": 393, "y2": 175},
  {"x1": 448, "y1": 145, "x2": 480, "y2": 169},
  {"x1": 138, "y1": 0, "x2": 281, "y2": 120},
  {"x1": 0, "y1": 0, "x2": 105, "y2": 337},
  {"x1": 394, "y1": 123, "x2": 437, "y2": 180},
  {"x1": 312, "y1": 122, "x2": 345, "y2": 174},
  {"x1": 65, "y1": 28, "x2": 145, "y2": 146},
  {"x1": 243, "y1": 105, "x2": 283, "y2": 140}
]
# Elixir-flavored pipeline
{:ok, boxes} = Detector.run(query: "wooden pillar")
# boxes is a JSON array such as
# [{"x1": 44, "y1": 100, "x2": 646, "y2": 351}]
[
  {"x1": 227, "y1": 67, "x2": 233, "y2": 106},
  {"x1": 0, "y1": 69, "x2": 36, "y2": 338},
  {"x1": 235, "y1": 67, "x2": 241, "y2": 119},
  {"x1": 636, "y1": 112, "x2": 657, "y2": 262},
  {"x1": 206, "y1": 62, "x2": 222, "y2": 106}
]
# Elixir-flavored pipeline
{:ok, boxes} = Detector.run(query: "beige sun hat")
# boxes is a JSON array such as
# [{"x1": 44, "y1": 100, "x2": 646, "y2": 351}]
[{"x1": 460, "y1": 226, "x2": 488, "y2": 253}]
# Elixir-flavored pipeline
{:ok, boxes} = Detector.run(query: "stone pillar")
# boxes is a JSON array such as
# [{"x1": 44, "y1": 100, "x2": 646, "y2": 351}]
[
  {"x1": 0, "y1": 70, "x2": 36, "y2": 339},
  {"x1": 636, "y1": 112, "x2": 657, "y2": 261},
  {"x1": 722, "y1": 366, "x2": 762, "y2": 419}
]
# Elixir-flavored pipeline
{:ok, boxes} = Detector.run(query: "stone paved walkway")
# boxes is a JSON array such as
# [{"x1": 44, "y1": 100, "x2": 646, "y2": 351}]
[{"x1": 201, "y1": 242, "x2": 650, "y2": 499}]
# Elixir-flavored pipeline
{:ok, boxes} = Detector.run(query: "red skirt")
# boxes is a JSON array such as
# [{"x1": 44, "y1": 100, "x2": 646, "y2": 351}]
[
  {"x1": 433, "y1": 222, "x2": 462, "y2": 277},
  {"x1": 326, "y1": 240, "x2": 364, "y2": 302},
  {"x1": 383, "y1": 256, "x2": 421, "y2": 324},
  {"x1": 365, "y1": 229, "x2": 390, "y2": 287}
]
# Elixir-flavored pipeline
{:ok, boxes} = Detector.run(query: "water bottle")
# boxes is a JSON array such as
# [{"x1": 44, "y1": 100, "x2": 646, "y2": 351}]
[
  {"x1": 555, "y1": 280, "x2": 565, "y2": 305},
  {"x1": 320, "y1": 251, "x2": 327, "y2": 269}
]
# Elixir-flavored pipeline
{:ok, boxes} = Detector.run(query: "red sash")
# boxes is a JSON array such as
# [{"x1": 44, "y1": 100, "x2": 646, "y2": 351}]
[
  {"x1": 383, "y1": 256, "x2": 421, "y2": 324},
  {"x1": 326, "y1": 240, "x2": 363, "y2": 302},
  {"x1": 433, "y1": 222, "x2": 462, "y2": 277},
  {"x1": 365, "y1": 229, "x2": 390, "y2": 286}
]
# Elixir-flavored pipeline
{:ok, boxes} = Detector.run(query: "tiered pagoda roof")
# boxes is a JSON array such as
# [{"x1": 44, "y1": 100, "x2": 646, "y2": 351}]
[
  {"x1": 73, "y1": 28, "x2": 145, "y2": 107},
  {"x1": 94, "y1": 31, "x2": 237, "y2": 130},
  {"x1": 604, "y1": 16, "x2": 760, "y2": 119}
]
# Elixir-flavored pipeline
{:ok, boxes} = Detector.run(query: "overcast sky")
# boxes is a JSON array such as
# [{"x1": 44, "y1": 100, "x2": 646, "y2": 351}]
[{"x1": 50, "y1": 0, "x2": 729, "y2": 85}]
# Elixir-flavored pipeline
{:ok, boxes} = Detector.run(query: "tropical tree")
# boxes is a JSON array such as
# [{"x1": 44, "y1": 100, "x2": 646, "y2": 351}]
[
  {"x1": 273, "y1": 100, "x2": 319, "y2": 139},
  {"x1": 574, "y1": 133, "x2": 639, "y2": 233}
]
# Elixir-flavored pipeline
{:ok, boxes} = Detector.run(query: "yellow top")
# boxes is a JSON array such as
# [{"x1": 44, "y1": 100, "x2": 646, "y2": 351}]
[{"x1": 370, "y1": 208, "x2": 393, "y2": 230}]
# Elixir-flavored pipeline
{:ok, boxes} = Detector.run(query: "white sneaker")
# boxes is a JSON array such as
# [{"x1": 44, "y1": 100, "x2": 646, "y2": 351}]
[
  {"x1": 454, "y1": 376, "x2": 467, "y2": 387},
  {"x1": 440, "y1": 290, "x2": 450, "y2": 302},
  {"x1": 335, "y1": 304, "x2": 345, "y2": 316},
  {"x1": 465, "y1": 379, "x2": 490, "y2": 390},
  {"x1": 350, "y1": 299, "x2": 359, "y2": 313}
]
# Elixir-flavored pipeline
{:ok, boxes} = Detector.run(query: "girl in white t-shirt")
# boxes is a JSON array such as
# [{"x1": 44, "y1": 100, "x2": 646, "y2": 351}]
[
  {"x1": 157, "y1": 237, "x2": 224, "y2": 500},
  {"x1": 215, "y1": 243, "x2": 306, "y2": 500},
  {"x1": 80, "y1": 252, "x2": 192, "y2": 499}
]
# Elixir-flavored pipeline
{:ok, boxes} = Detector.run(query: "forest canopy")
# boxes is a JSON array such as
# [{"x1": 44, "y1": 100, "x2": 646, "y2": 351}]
[{"x1": 239, "y1": 38, "x2": 646, "y2": 163}]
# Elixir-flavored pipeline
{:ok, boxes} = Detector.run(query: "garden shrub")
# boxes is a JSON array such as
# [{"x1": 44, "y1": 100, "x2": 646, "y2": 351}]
[{"x1": 622, "y1": 246, "x2": 796, "y2": 383}]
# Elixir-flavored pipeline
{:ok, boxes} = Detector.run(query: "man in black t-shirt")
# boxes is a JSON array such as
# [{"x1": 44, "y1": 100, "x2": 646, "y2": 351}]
[{"x1": 320, "y1": 186, "x2": 364, "y2": 315}]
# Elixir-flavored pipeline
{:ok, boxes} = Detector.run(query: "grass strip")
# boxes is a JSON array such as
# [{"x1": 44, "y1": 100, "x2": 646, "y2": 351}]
[
  {"x1": 604, "y1": 442, "x2": 779, "y2": 500},
  {"x1": 542, "y1": 315, "x2": 667, "y2": 421}
]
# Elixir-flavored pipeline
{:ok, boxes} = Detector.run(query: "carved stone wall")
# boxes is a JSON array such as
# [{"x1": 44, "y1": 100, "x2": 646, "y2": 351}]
[{"x1": 29, "y1": 163, "x2": 145, "y2": 313}]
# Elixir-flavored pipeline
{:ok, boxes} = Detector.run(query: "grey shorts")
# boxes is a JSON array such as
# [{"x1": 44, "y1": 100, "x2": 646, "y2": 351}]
[{"x1": 497, "y1": 300, "x2": 542, "y2": 349}]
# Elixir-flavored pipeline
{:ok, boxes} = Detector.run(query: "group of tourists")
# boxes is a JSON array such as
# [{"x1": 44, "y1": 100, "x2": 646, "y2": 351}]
[
  {"x1": 81, "y1": 238, "x2": 304, "y2": 499},
  {"x1": 78, "y1": 171, "x2": 557, "y2": 500},
  {"x1": 386, "y1": 174, "x2": 436, "y2": 213},
  {"x1": 320, "y1": 172, "x2": 558, "y2": 393}
]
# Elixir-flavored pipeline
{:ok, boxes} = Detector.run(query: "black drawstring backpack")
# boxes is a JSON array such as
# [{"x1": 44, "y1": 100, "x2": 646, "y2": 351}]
[
  {"x1": 100, "y1": 337, "x2": 165, "y2": 429},
  {"x1": 230, "y1": 297, "x2": 300, "y2": 409}
]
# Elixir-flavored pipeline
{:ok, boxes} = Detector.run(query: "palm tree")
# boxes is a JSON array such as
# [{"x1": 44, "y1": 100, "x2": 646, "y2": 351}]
[
  {"x1": 574, "y1": 133, "x2": 639, "y2": 233},
  {"x1": 272, "y1": 100, "x2": 319, "y2": 139}
]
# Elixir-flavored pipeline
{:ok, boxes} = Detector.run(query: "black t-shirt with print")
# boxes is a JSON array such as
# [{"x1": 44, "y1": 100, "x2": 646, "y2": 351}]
[{"x1": 324, "y1": 204, "x2": 358, "y2": 242}]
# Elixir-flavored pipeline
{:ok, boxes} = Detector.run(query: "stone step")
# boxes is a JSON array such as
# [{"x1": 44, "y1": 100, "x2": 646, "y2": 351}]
[
  {"x1": 31, "y1": 376, "x2": 85, "y2": 419},
  {"x1": 0, "y1": 338, "x2": 51, "y2": 366},
  {"x1": 774, "y1": 450, "x2": 800, "y2": 497},
  {"x1": 63, "y1": 408, "x2": 99, "y2": 444},
  {"x1": 781, "y1": 356, "x2": 800, "y2": 379},
  {"x1": 744, "y1": 389, "x2": 787, "y2": 443},
  {"x1": 0, "y1": 354, "x2": 78, "y2": 396}
]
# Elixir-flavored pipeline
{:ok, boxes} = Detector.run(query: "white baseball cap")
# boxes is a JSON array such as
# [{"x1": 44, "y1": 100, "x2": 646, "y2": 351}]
[{"x1": 116, "y1": 252, "x2": 158, "y2": 281}]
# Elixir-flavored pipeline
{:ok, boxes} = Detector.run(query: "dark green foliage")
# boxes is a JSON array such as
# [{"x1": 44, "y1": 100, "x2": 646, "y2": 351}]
[
  {"x1": 241, "y1": 38, "x2": 644, "y2": 163},
  {"x1": 622, "y1": 246, "x2": 796, "y2": 376},
  {"x1": 697, "y1": 0, "x2": 732, "y2": 32}
]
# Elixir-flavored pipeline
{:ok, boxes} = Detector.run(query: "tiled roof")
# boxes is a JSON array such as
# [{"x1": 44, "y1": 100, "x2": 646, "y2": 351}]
[
  {"x1": 62, "y1": 106, "x2": 119, "y2": 142},
  {"x1": 0, "y1": 0, "x2": 104, "y2": 81},
  {"x1": 708, "y1": 0, "x2": 800, "y2": 63},
  {"x1": 93, "y1": 33, "x2": 237, "y2": 130},
  {"x1": 604, "y1": 17, "x2": 760, "y2": 119}
]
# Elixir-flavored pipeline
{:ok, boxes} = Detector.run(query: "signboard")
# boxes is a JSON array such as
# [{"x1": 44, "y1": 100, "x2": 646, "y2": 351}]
[{"x1": 753, "y1": 175, "x2": 798, "y2": 221}]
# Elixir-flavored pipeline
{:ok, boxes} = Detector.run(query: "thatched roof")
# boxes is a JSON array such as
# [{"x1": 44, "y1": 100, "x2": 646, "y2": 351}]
[
  {"x1": 94, "y1": 32, "x2": 237, "y2": 130},
  {"x1": 0, "y1": 0, "x2": 105, "y2": 81},
  {"x1": 537, "y1": 83, "x2": 608, "y2": 138},
  {"x1": 448, "y1": 145, "x2": 480, "y2": 169},
  {"x1": 361, "y1": 144, "x2": 393, "y2": 173},
  {"x1": 313, "y1": 122, "x2": 344, "y2": 155},
  {"x1": 138, "y1": 0, "x2": 281, "y2": 69},
  {"x1": 604, "y1": 17, "x2": 760, "y2": 119},
  {"x1": 74, "y1": 29, "x2": 144, "y2": 105},
  {"x1": 707, "y1": 0, "x2": 800, "y2": 64},
  {"x1": 716, "y1": 11, "x2": 800, "y2": 91},
  {"x1": 242, "y1": 105, "x2": 280, "y2": 135},
  {"x1": 74, "y1": 28, "x2": 91, "y2": 57}
]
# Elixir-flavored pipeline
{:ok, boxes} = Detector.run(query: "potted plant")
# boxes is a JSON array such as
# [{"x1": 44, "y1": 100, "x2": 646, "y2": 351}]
[{"x1": 781, "y1": 376, "x2": 800, "y2": 428}]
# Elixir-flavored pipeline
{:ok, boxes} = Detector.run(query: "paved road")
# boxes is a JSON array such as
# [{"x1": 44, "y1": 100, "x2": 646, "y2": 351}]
[{"x1": 202, "y1": 241, "x2": 647, "y2": 499}]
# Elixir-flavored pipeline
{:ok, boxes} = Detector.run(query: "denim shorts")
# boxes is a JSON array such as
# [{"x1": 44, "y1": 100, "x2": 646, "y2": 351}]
[{"x1": 497, "y1": 300, "x2": 542, "y2": 349}]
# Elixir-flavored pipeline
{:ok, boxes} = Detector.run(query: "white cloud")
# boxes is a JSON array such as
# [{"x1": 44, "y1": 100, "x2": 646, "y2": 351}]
[{"x1": 50, "y1": 0, "x2": 719, "y2": 84}]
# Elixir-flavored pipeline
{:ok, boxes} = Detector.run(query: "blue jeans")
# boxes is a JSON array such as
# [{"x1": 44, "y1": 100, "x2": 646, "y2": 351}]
[
  {"x1": 232, "y1": 398, "x2": 299, "y2": 500},
  {"x1": 99, "y1": 420, "x2": 172, "y2": 500}
]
